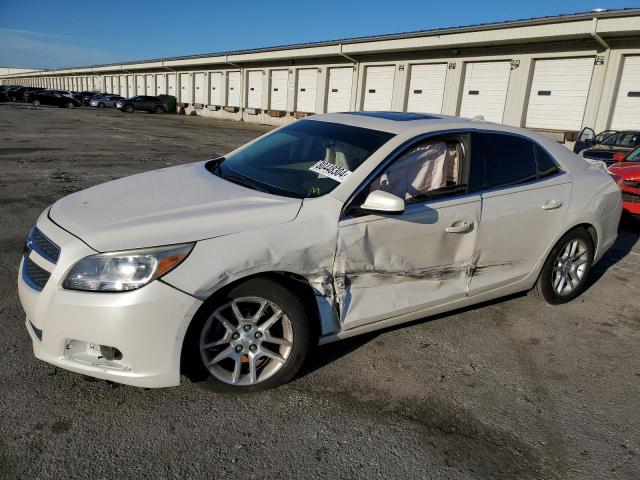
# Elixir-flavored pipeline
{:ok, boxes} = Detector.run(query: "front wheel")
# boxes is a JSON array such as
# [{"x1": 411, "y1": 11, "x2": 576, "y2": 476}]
[
  {"x1": 65, "y1": 102, "x2": 75, "y2": 109},
  {"x1": 183, "y1": 278, "x2": 310, "y2": 392},
  {"x1": 125, "y1": 105, "x2": 134, "y2": 113},
  {"x1": 98, "y1": 102, "x2": 105, "y2": 108},
  {"x1": 532, "y1": 228, "x2": 594, "y2": 305},
  {"x1": 154, "y1": 105, "x2": 164, "y2": 114},
  {"x1": 32, "y1": 100, "x2": 41, "y2": 107}
]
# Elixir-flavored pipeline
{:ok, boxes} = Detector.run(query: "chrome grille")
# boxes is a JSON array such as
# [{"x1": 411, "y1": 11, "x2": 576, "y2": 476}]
[{"x1": 22, "y1": 257, "x2": 51, "y2": 291}]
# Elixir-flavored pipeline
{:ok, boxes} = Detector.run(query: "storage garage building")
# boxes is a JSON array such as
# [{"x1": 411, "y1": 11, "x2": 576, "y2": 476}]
[{"x1": 3, "y1": 9, "x2": 640, "y2": 138}]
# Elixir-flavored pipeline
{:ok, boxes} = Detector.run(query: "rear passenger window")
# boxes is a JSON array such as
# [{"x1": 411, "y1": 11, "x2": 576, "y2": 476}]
[
  {"x1": 535, "y1": 145, "x2": 560, "y2": 178},
  {"x1": 478, "y1": 133, "x2": 537, "y2": 189}
]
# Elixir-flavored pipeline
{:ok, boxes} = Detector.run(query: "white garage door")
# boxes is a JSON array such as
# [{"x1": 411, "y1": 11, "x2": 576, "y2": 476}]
[
  {"x1": 167, "y1": 74, "x2": 176, "y2": 97},
  {"x1": 146, "y1": 75, "x2": 154, "y2": 96},
  {"x1": 610, "y1": 56, "x2": 640, "y2": 130},
  {"x1": 526, "y1": 57, "x2": 594, "y2": 131},
  {"x1": 459, "y1": 61, "x2": 511, "y2": 123},
  {"x1": 126, "y1": 76, "x2": 133, "y2": 97},
  {"x1": 210, "y1": 72, "x2": 223, "y2": 105},
  {"x1": 155, "y1": 74, "x2": 166, "y2": 95},
  {"x1": 406, "y1": 63, "x2": 447, "y2": 114},
  {"x1": 179, "y1": 73, "x2": 191, "y2": 103},
  {"x1": 326, "y1": 67, "x2": 353, "y2": 113},
  {"x1": 270, "y1": 70, "x2": 288, "y2": 111},
  {"x1": 194, "y1": 72, "x2": 205, "y2": 104},
  {"x1": 136, "y1": 75, "x2": 145, "y2": 95},
  {"x1": 227, "y1": 71, "x2": 241, "y2": 107},
  {"x1": 247, "y1": 70, "x2": 263, "y2": 109},
  {"x1": 363, "y1": 65, "x2": 395, "y2": 111},
  {"x1": 296, "y1": 68, "x2": 317, "y2": 113}
]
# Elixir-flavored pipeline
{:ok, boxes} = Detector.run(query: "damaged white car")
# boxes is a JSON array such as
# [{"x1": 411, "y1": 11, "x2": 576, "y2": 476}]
[{"x1": 19, "y1": 112, "x2": 621, "y2": 391}]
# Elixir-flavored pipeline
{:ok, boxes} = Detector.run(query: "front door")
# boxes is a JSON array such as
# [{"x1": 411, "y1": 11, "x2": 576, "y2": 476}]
[{"x1": 334, "y1": 133, "x2": 480, "y2": 330}]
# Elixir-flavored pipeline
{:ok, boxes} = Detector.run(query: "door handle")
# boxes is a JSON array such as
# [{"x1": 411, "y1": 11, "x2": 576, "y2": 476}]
[
  {"x1": 542, "y1": 200, "x2": 563, "y2": 210},
  {"x1": 446, "y1": 221, "x2": 474, "y2": 234}
]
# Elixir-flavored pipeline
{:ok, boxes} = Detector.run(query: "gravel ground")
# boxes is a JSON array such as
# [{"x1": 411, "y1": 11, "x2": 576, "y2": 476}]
[{"x1": 1, "y1": 104, "x2": 639, "y2": 480}]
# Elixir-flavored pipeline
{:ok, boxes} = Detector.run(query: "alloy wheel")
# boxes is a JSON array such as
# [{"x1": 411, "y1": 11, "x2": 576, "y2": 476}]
[
  {"x1": 199, "y1": 296, "x2": 293, "y2": 386},
  {"x1": 552, "y1": 239, "x2": 589, "y2": 296}
]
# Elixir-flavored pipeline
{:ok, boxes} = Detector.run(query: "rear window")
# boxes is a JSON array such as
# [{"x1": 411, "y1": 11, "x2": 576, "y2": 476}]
[{"x1": 475, "y1": 133, "x2": 537, "y2": 189}]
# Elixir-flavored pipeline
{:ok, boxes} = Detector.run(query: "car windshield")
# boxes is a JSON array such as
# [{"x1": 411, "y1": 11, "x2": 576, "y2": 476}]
[
  {"x1": 626, "y1": 147, "x2": 640, "y2": 162},
  {"x1": 211, "y1": 120, "x2": 395, "y2": 198},
  {"x1": 602, "y1": 132, "x2": 640, "y2": 147}
]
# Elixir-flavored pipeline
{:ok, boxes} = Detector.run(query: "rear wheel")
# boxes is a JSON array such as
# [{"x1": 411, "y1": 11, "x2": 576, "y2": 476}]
[
  {"x1": 98, "y1": 102, "x2": 105, "y2": 108},
  {"x1": 65, "y1": 102, "x2": 75, "y2": 109},
  {"x1": 125, "y1": 105, "x2": 134, "y2": 113},
  {"x1": 183, "y1": 278, "x2": 310, "y2": 392},
  {"x1": 32, "y1": 100, "x2": 41, "y2": 107},
  {"x1": 154, "y1": 105, "x2": 164, "y2": 113},
  {"x1": 532, "y1": 228, "x2": 594, "y2": 304}
]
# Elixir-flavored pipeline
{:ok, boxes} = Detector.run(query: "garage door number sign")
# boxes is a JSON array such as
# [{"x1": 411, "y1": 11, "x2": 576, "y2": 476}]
[{"x1": 309, "y1": 161, "x2": 352, "y2": 182}]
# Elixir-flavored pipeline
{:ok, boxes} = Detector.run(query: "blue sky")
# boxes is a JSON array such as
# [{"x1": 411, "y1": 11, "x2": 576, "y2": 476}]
[{"x1": 0, "y1": 0, "x2": 637, "y2": 69}]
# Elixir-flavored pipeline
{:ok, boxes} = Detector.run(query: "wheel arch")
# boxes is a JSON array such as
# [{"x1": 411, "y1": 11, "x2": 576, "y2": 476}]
[{"x1": 179, "y1": 270, "x2": 330, "y2": 378}]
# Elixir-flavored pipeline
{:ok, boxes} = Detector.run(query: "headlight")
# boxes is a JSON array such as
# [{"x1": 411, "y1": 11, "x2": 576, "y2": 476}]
[{"x1": 62, "y1": 243, "x2": 194, "y2": 292}]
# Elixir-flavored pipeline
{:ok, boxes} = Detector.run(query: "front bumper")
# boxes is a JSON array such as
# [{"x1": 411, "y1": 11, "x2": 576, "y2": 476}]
[{"x1": 18, "y1": 212, "x2": 202, "y2": 388}]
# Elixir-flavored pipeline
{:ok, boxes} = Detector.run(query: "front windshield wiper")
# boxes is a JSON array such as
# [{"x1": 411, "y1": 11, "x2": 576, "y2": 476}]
[{"x1": 222, "y1": 174, "x2": 265, "y2": 192}]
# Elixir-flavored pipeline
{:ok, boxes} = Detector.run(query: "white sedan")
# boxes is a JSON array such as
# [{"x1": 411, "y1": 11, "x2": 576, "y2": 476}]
[{"x1": 18, "y1": 112, "x2": 621, "y2": 392}]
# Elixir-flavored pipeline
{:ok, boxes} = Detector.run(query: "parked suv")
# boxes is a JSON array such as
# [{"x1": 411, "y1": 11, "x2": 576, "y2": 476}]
[{"x1": 116, "y1": 95, "x2": 167, "y2": 113}]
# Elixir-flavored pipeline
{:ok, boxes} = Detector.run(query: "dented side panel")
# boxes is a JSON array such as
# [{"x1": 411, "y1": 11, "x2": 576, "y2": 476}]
[
  {"x1": 334, "y1": 194, "x2": 482, "y2": 330},
  {"x1": 468, "y1": 177, "x2": 572, "y2": 295},
  {"x1": 162, "y1": 195, "x2": 343, "y2": 336}
]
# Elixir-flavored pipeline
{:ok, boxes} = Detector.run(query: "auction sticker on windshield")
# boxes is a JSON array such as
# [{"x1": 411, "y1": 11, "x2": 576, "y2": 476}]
[{"x1": 309, "y1": 161, "x2": 352, "y2": 182}]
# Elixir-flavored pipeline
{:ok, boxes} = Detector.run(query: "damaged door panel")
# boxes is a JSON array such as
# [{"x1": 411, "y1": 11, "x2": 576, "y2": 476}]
[{"x1": 334, "y1": 195, "x2": 481, "y2": 330}]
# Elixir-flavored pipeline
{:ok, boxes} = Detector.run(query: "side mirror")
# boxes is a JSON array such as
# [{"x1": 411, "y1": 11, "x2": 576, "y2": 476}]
[{"x1": 360, "y1": 190, "x2": 405, "y2": 215}]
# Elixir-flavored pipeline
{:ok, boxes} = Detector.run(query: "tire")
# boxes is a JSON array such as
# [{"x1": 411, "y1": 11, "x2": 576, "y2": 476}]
[
  {"x1": 183, "y1": 278, "x2": 310, "y2": 393},
  {"x1": 65, "y1": 102, "x2": 74, "y2": 109},
  {"x1": 154, "y1": 105, "x2": 164, "y2": 114},
  {"x1": 98, "y1": 103, "x2": 105, "y2": 108},
  {"x1": 125, "y1": 105, "x2": 134, "y2": 113},
  {"x1": 32, "y1": 100, "x2": 41, "y2": 107},
  {"x1": 532, "y1": 228, "x2": 594, "y2": 305}
]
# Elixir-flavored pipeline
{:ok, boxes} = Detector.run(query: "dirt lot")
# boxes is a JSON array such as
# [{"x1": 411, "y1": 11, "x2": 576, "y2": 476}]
[{"x1": 0, "y1": 104, "x2": 639, "y2": 479}]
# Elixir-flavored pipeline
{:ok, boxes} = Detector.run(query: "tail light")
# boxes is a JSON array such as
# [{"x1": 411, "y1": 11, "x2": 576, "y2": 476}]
[{"x1": 612, "y1": 152, "x2": 626, "y2": 162}]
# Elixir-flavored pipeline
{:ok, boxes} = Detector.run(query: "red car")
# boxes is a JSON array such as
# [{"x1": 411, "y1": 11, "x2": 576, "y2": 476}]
[{"x1": 609, "y1": 145, "x2": 640, "y2": 216}]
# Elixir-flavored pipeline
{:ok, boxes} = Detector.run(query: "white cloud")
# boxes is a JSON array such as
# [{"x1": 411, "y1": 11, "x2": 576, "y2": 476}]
[{"x1": 0, "y1": 28, "x2": 120, "y2": 69}]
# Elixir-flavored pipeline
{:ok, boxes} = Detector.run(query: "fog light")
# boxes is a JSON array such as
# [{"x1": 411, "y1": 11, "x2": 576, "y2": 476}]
[{"x1": 64, "y1": 339, "x2": 130, "y2": 371}]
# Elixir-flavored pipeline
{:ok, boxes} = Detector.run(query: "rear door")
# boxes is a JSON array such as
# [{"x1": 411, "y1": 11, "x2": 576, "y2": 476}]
[
  {"x1": 468, "y1": 132, "x2": 571, "y2": 295},
  {"x1": 335, "y1": 133, "x2": 480, "y2": 329}
]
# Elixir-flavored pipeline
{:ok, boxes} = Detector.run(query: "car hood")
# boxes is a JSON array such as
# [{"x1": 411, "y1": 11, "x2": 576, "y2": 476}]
[
  {"x1": 49, "y1": 161, "x2": 303, "y2": 252},
  {"x1": 610, "y1": 163, "x2": 640, "y2": 180}
]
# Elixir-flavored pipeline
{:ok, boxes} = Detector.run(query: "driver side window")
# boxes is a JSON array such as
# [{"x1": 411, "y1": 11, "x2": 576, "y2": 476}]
[{"x1": 369, "y1": 136, "x2": 467, "y2": 202}]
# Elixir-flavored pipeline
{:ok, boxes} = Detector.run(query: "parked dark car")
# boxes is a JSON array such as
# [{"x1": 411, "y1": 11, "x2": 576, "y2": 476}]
[
  {"x1": 116, "y1": 95, "x2": 167, "y2": 113},
  {"x1": 580, "y1": 130, "x2": 640, "y2": 165},
  {"x1": 5, "y1": 86, "x2": 45, "y2": 102},
  {"x1": 0, "y1": 85, "x2": 21, "y2": 101},
  {"x1": 31, "y1": 90, "x2": 82, "y2": 108},
  {"x1": 74, "y1": 90, "x2": 102, "y2": 105},
  {"x1": 573, "y1": 128, "x2": 618, "y2": 153}
]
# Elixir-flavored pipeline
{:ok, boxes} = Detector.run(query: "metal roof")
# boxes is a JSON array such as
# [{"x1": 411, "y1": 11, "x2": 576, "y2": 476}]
[{"x1": 7, "y1": 8, "x2": 640, "y2": 74}]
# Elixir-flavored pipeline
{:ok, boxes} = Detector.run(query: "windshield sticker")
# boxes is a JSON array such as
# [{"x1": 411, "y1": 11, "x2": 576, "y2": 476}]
[{"x1": 309, "y1": 161, "x2": 352, "y2": 183}]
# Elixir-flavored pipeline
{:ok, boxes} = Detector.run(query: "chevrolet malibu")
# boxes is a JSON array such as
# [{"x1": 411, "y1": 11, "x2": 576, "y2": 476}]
[{"x1": 18, "y1": 112, "x2": 622, "y2": 392}]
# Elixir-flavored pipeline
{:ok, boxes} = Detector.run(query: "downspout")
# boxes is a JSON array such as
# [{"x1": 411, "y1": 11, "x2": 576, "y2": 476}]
[
  {"x1": 590, "y1": 17, "x2": 610, "y2": 130},
  {"x1": 590, "y1": 17, "x2": 610, "y2": 51},
  {"x1": 338, "y1": 43, "x2": 357, "y2": 64}
]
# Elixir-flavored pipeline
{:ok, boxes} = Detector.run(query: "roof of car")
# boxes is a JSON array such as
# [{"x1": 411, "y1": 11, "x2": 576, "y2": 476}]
[{"x1": 306, "y1": 112, "x2": 487, "y2": 134}]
